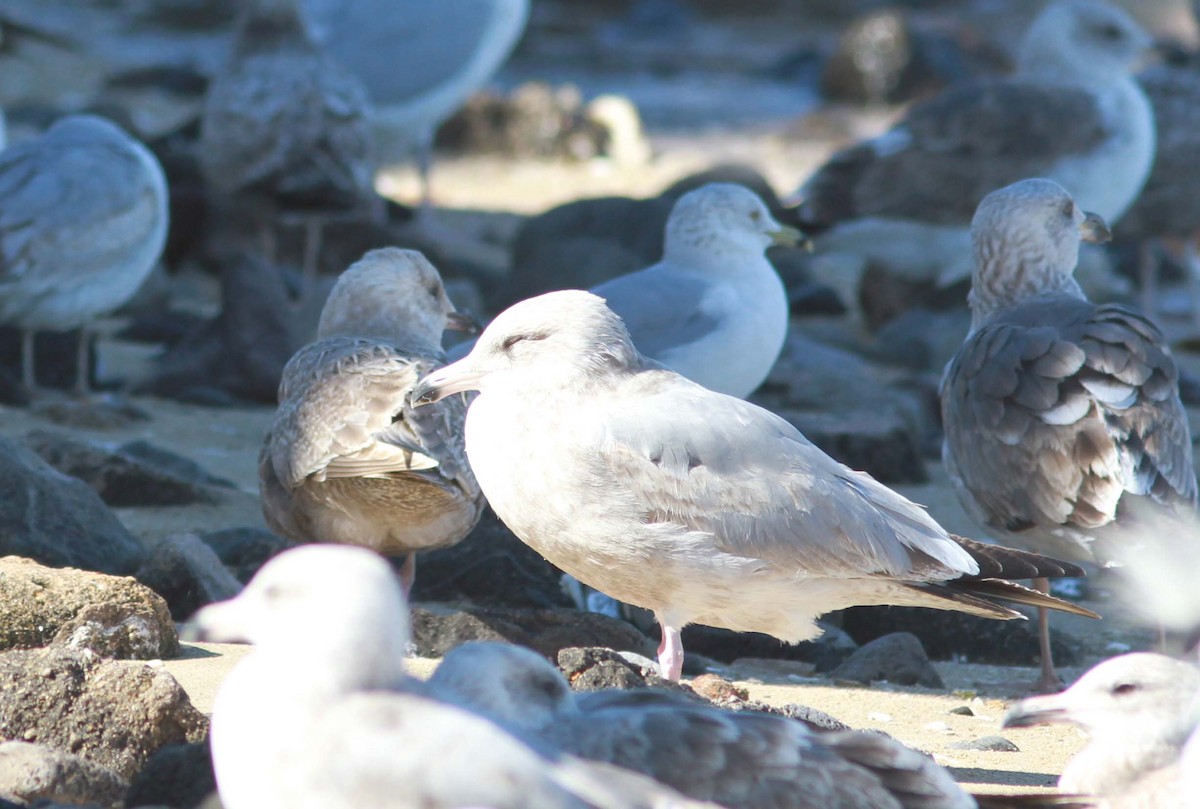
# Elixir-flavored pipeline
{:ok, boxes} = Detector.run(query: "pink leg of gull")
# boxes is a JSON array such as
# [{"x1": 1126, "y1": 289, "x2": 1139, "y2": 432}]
[
  {"x1": 656, "y1": 621, "x2": 684, "y2": 682},
  {"x1": 398, "y1": 553, "x2": 417, "y2": 601}
]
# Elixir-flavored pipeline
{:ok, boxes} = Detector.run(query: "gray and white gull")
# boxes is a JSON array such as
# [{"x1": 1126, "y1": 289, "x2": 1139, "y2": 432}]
[
  {"x1": 793, "y1": 0, "x2": 1154, "y2": 287},
  {"x1": 258, "y1": 248, "x2": 484, "y2": 596},
  {"x1": 188, "y1": 545, "x2": 711, "y2": 809},
  {"x1": 940, "y1": 178, "x2": 1197, "y2": 689},
  {"x1": 413, "y1": 289, "x2": 1097, "y2": 681},
  {"x1": 0, "y1": 114, "x2": 168, "y2": 393}
]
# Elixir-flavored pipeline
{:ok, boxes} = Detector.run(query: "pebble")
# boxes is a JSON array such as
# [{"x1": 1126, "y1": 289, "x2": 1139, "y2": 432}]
[{"x1": 948, "y1": 735, "x2": 1020, "y2": 753}]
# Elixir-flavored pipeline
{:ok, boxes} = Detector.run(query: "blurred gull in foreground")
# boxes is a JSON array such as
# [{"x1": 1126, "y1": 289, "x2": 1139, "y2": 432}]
[
  {"x1": 414, "y1": 289, "x2": 1097, "y2": 681},
  {"x1": 941, "y1": 178, "x2": 1197, "y2": 689},
  {"x1": 303, "y1": 0, "x2": 530, "y2": 203},
  {"x1": 430, "y1": 641, "x2": 986, "y2": 809},
  {"x1": 1004, "y1": 653, "x2": 1200, "y2": 808},
  {"x1": 258, "y1": 248, "x2": 484, "y2": 596},
  {"x1": 0, "y1": 114, "x2": 168, "y2": 394},
  {"x1": 591, "y1": 183, "x2": 802, "y2": 399},
  {"x1": 188, "y1": 545, "x2": 711, "y2": 809},
  {"x1": 201, "y1": 0, "x2": 375, "y2": 299},
  {"x1": 792, "y1": 0, "x2": 1154, "y2": 287}
]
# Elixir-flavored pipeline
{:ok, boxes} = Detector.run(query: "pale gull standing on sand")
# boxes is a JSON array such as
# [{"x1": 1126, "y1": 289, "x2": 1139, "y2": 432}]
[
  {"x1": 187, "y1": 545, "x2": 712, "y2": 809},
  {"x1": 940, "y1": 178, "x2": 1198, "y2": 690},
  {"x1": 792, "y1": 0, "x2": 1154, "y2": 287},
  {"x1": 0, "y1": 114, "x2": 168, "y2": 394},
  {"x1": 1003, "y1": 653, "x2": 1200, "y2": 803},
  {"x1": 258, "y1": 248, "x2": 484, "y2": 595},
  {"x1": 200, "y1": 0, "x2": 375, "y2": 299},
  {"x1": 302, "y1": 0, "x2": 530, "y2": 203},
  {"x1": 429, "y1": 641, "x2": 981, "y2": 809},
  {"x1": 412, "y1": 289, "x2": 1098, "y2": 681},
  {"x1": 591, "y1": 183, "x2": 802, "y2": 399}
]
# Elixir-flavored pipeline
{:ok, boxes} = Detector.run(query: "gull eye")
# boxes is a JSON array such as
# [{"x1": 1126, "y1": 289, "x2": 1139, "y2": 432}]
[
  {"x1": 1096, "y1": 22, "x2": 1123, "y2": 41},
  {"x1": 1062, "y1": 200, "x2": 1075, "y2": 218},
  {"x1": 750, "y1": 210, "x2": 762, "y2": 222},
  {"x1": 501, "y1": 332, "x2": 548, "y2": 351},
  {"x1": 1112, "y1": 682, "x2": 1138, "y2": 696}
]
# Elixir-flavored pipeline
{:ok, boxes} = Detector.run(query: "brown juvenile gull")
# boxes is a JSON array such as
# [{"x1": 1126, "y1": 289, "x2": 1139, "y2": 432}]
[
  {"x1": 412, "y1": 289, "x2": 1097, "y2": 682},
  {"x1": 187, "y1": 545, "x2": 714, "y2": 809},
  {"x1": 940, "y1": 178, "x2": 1198, "y2": 690},
  {"x1": 301, "y1": 0, "x2": 530, "y2": 204},
  {"x1": 0, "y1": 114, "x2": 168, "y2": 394},
  {"x1": 258, "y1": 247, "x2": 484, "y2": 595},
  {"x1": 200, "y1": 0, "x2": 375, "y2": 299},
  {"x1": 1003, "y1": 653, "x2": 1200, "y2": 799},
  {"x1": 429, "y1": 640, "x2": 986, "y2": 809},
  {"x1": 792, "y1": 0, "x2": 1154, "y2": 287}
]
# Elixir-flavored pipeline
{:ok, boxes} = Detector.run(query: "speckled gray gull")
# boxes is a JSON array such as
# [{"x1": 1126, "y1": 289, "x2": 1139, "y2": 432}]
[
  {"x1": 302, "y1": 0, "x2": 530, "y2": 202},
  {"x1": 792, "y1": 0, "x2": 1154, "y2": 287},
  {"x1": 429, "y1": 640, "x2": 983, "y2": 809},
  {"x1": 188, "y1": 545, "x2": 714, "y2": 809},
  {"x1": 412, "y1": 289, "x2": 1097, "y2": 681},
  {"x1": 591, "y1": 183, "x2": 802, "y2": 399},
  {"x1": 200, "y1": 0, "x2": 375, "y2": 298},
  {"x1": 1003, "y1": 653, "x2": 1200, "y2": 803},
  {"x1": 940, "y1": 178, "x2": 1197, "y2": 689},
  {"x1": 258, "y1": 248, "x2": 484, "y2": 596},
  {"x1": 0, "y1": 113, "x2": 168, "y2": 394}
]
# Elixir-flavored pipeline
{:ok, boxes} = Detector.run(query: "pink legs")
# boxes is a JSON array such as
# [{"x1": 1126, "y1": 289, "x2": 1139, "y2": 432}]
[
  {"x1": 655, "y1": 619, "x2": 684, "y2": 682},
  {"x1": 398, "y1": 553, "x2": 417, "y2": 601}
]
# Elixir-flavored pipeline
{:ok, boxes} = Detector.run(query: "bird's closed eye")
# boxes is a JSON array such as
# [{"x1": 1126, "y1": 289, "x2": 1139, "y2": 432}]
[
  {"x1": 501, "y1": 332, "x2": 548, "y2": 351},
  {"x1": 1112, "y1": 682, "x2": 1138, "y2": 696}
]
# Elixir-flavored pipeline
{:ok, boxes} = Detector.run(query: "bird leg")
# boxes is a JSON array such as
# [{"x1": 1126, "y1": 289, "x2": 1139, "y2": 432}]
[
  {"x1": 416, "y1": 127, "x2": 435, "y2": 213},
  {"x1": 1183, "y1": 238, "x2": 1200, "y2": 332},
  {"x1": 1138, "y1": 240, "x2": 1160, "y2": 319},
  {"x1": 655, "y1": 619, "x2": 684, "y2": 682},
  {"x1": 299, "y1": 217, "x2": 323, "y2": 307},
  {"x1": 20, "y1": 329, "x2": 36, "y2": 392},
  {"x1": 1033, "y1": 576, "x2": 1064, "y2": 692},
  {"x1": 397, "y1": 553, "x2": 417, "y2": 602},
  {"x1": 74, "y1": 327, "x2": 91, "y2": 396}
]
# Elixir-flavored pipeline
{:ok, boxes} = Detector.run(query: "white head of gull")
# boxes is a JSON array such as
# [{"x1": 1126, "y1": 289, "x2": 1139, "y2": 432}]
[{"x1": 414, "y1": 290, "x2": 1096, "y2": 681}]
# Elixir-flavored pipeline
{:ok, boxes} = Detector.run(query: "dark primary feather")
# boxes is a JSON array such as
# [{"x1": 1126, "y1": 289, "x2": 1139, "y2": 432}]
[
  {"x1": 798, "y1": 80, "x2": 1109, "y2": 230},
  {"x1": 941, "y1": 295, "x2": 1197, "y2": 561}
]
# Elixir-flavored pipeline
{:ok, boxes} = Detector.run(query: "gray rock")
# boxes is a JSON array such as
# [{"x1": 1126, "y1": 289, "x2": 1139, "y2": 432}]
[
  {"x1": 557, "y1": 646, "x2": 651, "y2": 691},
  {"x1": 199, "y1": 527, "x2": 290, "y2": 584},
  {"x1": 22, "y1": 430, "x2": 230, "y2": 507},
  {"x1": 0, "y1": 556, "x2": 176, "y2": 659},
  {"x1": 0, "y1": 648, "x2": 207, "y2": 779},
  {"x1": 410, "y1": 605, "x2": 657, "y2": 661},
  {"x1": 124, "y1": 740, "x2": 215, "y2": 809},
  {"x1": 136, "y1": 534, "x2": 243, "y2": 621},
  {"x1": 0, "y1": 741, "x2": 126, "y2": 809},
  {"x1": 830, "y1": 632, "x2": 944, "y2": 688},
  {"x1": 0, "y1": 437, "x2": 145, "y2": 575},
  {"x1": 948, "y1": 735, "x2": 1020, "y2": 752}
]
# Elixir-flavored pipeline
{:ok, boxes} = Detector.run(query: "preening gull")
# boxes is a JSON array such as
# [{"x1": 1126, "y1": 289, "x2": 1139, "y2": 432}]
[
  {"x1": 302, "y1": 0, "x2": 530, "y2": 201},
  {"x1": 0, "y1": 114, "x2": 168, "y2": 394},
  {"x1": 591, "y1": 183, "x2": 802, "y2": 399},
  {"x1": 429, "y1": 641, "x2": 979, "y2": 809},
  {"x1": 940, "y1": 178, "x2": 1197, "y2": 689},
  {"x1": 200, "y1": 0, "x2": 375, "y2": 298},
  {"x1": 1003, "y1": 653, "x2": 1200, "y2": 797},
  {"x1": 188, "y1": 545, "x2": 713, "y2": 809},
  {"x1": 258, "y1": 248, "x2": 484, "y2": 595},
  {"x1": 792, "y1": 0, "x2": 1154, "y2": 286},
  {"x1": 412, "y1": 289, "x2": 1097, "y2": 681}
]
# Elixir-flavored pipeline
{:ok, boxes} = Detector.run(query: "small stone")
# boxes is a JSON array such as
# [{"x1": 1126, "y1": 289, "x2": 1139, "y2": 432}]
[
  {"x1": 830, "y1": 632, "x2": 944, "y2": 689},
  {"x1": 923, "y1": 721, "x2": 953, "y2": 733},
  {"x1": 948, "y1": 705, "x2": 975, "y2": 716},
  {"x1": 136, "y1": 533, "x2": 243, "y2": 621},
  {"x1": 949, "y1": 735, "x2": 1020, "y2": 752},
  {"x1": 557, "y1": 647, "x2": 649, "y2": 691},
  {"x1": 0, "y1": 740, "x2": 127, "y2": 809},
  {"x1": 690, "y1": 674, "x2": 749, "y2": 703}
]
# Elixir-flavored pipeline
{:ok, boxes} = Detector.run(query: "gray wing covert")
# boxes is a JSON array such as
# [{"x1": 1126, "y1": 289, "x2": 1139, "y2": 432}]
[
  {"x1": 594, "y1": 267, "x2": 720, "y2": 360},
  {"x1": 941, "y1": 298, "x2": 1196, "y2": 539}
]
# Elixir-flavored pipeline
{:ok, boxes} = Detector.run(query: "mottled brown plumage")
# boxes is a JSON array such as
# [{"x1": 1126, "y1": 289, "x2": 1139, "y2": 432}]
[{"x1": 259, "y1": 248, "x2": 483, "y2": 590}]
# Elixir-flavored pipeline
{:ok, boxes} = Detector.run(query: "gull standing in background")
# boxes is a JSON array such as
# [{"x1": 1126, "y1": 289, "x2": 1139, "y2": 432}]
[
  {"x1": 414, "y1": 290, "x2": 1096, "y2": 681},
  {"x1": 792, "y1": 0, "x2": 1154, "y2": 287},
  {"x1": 941, "y1": 178, "x2": 1197, "y2": 690},
  {"x1": 259, "y1": 248, "x2": 484, "y2": 596},
  {"x1": 200, "y1": 0, "x2": 375, "y2": 300},
  {"x1": 0, "y1": 114, "x2": 168, "y2": 394}
]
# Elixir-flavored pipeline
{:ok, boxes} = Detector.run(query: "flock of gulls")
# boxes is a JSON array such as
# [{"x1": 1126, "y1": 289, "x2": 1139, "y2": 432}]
[{"x1": 5, "y1": 0, "x2": 1200, "y2": 806}]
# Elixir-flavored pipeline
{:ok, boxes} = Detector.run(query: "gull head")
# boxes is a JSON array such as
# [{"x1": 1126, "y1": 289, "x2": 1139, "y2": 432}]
[
  {"x1": 186, "y1": 545, "x2": 411, "y2": 679},
  {"x1": 664, "y1": 182, "x2": 805, "y2": 264},
  {"x1": 967, "y1": 178, "x2": 1108, "y2": 327},
  {"x1": 1018, "y1": 0, "x2": 1150, "y2": 82},
  {"x1": 413, "y1": 290, "x2": 642, "y2": 404},
  {"x1": 428, "y1": 641, "x2": 575, "y2": 732},
  {"x1": 1003, "y1": 653, "x2": 1200, "y2": 741},
  {"x1": 44, "y1": 114, "x2": 139, "y2": 150},
  {"x1": 318, "y1": 247, "x2": 475, "y2": 346}
]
